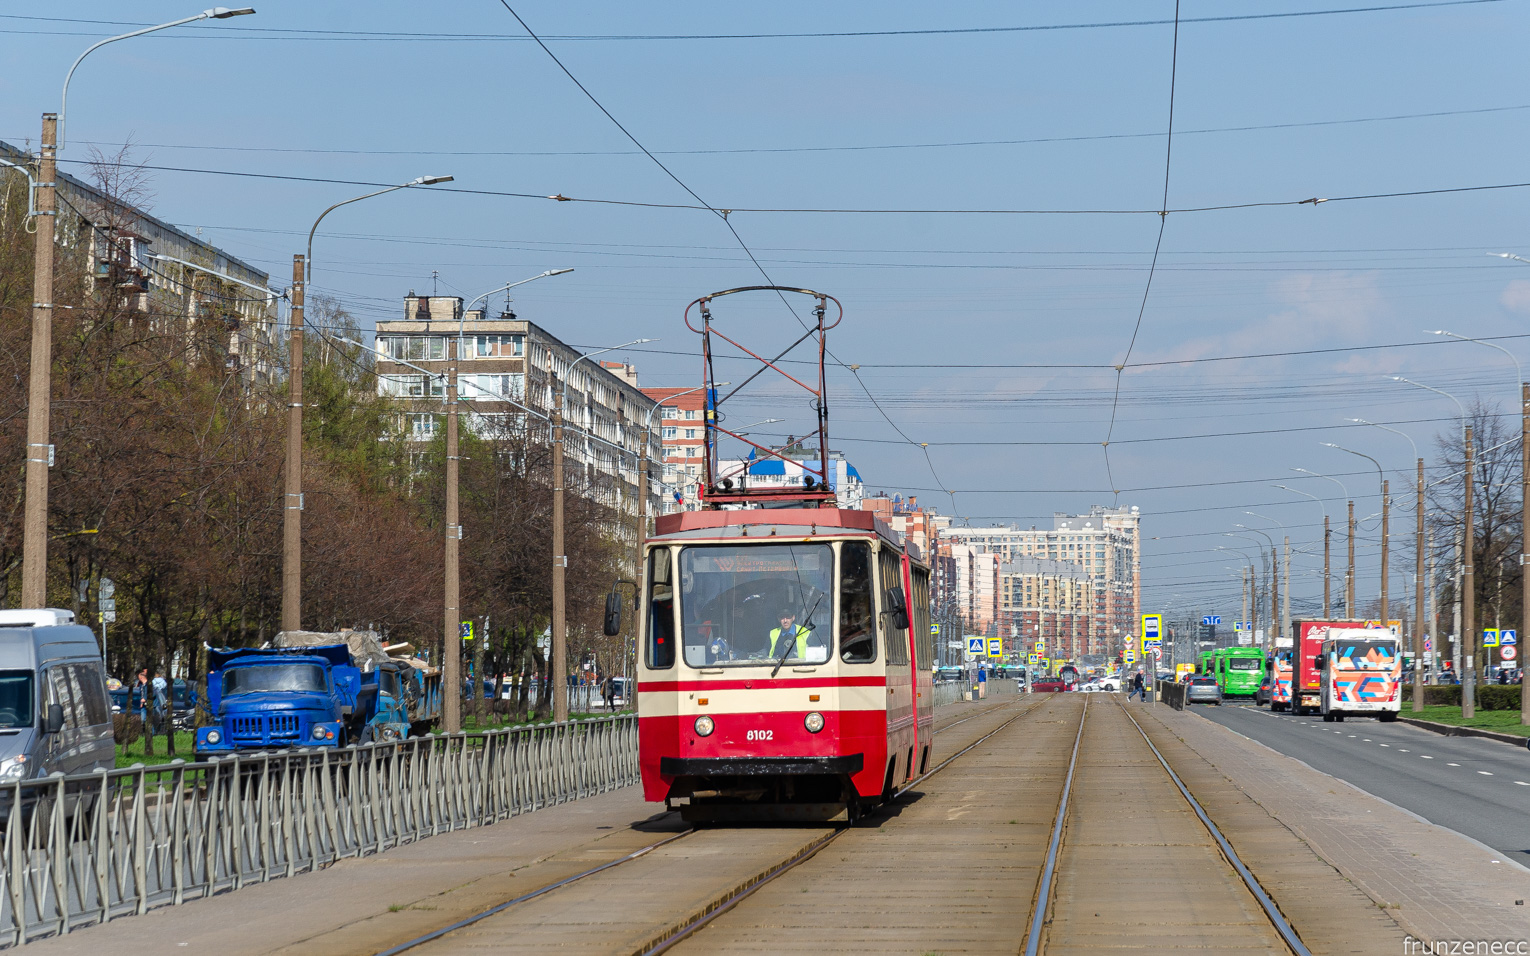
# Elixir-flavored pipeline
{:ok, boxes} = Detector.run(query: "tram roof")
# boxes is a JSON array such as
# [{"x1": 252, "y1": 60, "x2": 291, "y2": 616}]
[{"x1": 651, "y1": 508, "x2": 918, "y2": 558}]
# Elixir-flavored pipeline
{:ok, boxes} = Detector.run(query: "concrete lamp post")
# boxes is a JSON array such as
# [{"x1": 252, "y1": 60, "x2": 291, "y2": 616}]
[{"x1": 20, "y1": 6, "x2": 256, "y2": 608}]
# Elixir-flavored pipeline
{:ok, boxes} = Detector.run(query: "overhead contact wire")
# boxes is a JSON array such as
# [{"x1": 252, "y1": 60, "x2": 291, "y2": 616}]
[{"x1": 1103, "y1": 0, "x2": 1180, "y2": 502}]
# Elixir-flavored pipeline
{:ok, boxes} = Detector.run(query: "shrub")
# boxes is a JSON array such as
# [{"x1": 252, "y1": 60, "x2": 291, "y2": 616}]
[{"x1": 1400, "y1": 684, "x2": 1523, "y2": 709}]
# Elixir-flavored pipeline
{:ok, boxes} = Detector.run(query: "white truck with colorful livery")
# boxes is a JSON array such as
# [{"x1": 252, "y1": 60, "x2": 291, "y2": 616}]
[{"x1": 1317, "y1": 627, "x2": 1402, "y2": 722}]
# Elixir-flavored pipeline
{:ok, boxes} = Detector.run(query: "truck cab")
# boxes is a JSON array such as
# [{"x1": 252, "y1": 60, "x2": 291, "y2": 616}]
[{"x1": 196, "y1": 645, "x2": 360, "y2": 753}]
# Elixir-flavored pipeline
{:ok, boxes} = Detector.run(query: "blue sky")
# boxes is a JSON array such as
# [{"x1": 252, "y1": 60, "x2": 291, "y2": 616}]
[{"x1": 3, "y1": 1, "x2": 1528, "y2": 624}]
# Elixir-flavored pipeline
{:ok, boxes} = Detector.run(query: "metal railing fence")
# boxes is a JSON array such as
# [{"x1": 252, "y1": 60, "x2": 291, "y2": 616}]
[
  {"x1": 0, "y1": 714, "x2": 637, "y2": 947},
  {"x1": 931, "y1": 677, "x2": 1019, "y2": 707}
]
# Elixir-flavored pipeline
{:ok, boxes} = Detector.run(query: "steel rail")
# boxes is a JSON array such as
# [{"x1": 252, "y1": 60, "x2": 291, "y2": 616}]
[
  {"x1": 642, "y1": 696, "x2": 1047, "y2": 955},
  {"x1": 369, "y1": 694, "x2": 1040, "y2": 956},
  {"x1": 371, "y1": 828, "x2": 696, "y2": 956},
  {"x1": 1022, "y1": 696, "x2": 1088, "y2": 956},
  {"x1": 1118, "y1": 702, "x2": 1312, "y2": 956}
]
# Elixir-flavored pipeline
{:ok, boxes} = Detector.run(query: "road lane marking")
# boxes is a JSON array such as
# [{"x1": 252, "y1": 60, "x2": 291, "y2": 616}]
[
  {"x1": 1515, "y1": 781, "x2": 1529, "y2": 786},
  {"x1": 1447, "y1": 763, "x2": 1460, "y2": 767},
  {"x1": 1379, "y1": 743, "x2": 1390, "y2": 747},
  {"x1": 1478, "y1": 771, "x2": 1493, "y2": 776},
  {"x1": 1421, "y1": 755, "x2": 1433, "y2": 759}
]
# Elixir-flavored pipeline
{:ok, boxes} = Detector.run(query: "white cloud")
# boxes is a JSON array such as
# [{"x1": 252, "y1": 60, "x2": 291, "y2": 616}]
[{"x1": 1499, "y1": 280, "x2": 1530, "y2": 315}]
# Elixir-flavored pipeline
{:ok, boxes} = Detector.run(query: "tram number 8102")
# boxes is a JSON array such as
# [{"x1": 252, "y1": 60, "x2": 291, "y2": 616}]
[{"x1": 746, "y1": 729, "x2": 774, "y2": 741}]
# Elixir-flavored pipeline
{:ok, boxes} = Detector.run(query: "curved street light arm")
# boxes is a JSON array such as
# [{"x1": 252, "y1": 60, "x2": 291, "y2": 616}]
[
  {"x1": 1392, "y1": 375, "x2": 1467, "y2": 423},
  {"x1": 1274, "y1": 484, "x2": 1327, "y2": 522},
  {"x1": 1346, "y1": 418, "x2": 1419, "y2": 460},
  {"x1": 1430, "y1": 329, "x2": 1523, "y2": 390},
  {"x1": 1292, "y1": 467, "x2": 1349, "y2": 502},
  {"x1": 60, "y1": 9, "x2": 255, "y2": 149},
  {"x1": 307, "y1": 175, "x2": 452, "y2": 283}
]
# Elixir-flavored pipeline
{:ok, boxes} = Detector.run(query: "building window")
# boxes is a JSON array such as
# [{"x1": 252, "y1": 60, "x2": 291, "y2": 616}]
[
  {"x1": 379, "y1": 335, "x2": 447, "y2": 361},
  {"x1": 684, "y1": 428, "x2": 696, "y2": 439},
  {"x1": 380, "y1": 374, "x2": 445, "y2": 398},
  {"x1": 474, "y1": 333, "x2": 523, "y2": 358},
  {"x1": 467, "y1": 372, "x2": 525, "y2": 401},
  {"x1": 407, "y1": 413, "x2": 438, "y2": 439},
  {"x1": 662, "y1": 426, "x2": 677, "y2": 439},
  {"x1": 685, "y1": 409, "x2": 698, "y2": 420},
  {"x1": 662, "y1": 405, "x2": 679, "y2": 419}
]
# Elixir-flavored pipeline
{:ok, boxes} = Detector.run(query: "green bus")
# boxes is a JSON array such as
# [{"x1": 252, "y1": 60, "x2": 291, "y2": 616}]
[
  {"x1": 1209, "y1": 647, "x2": 1264, "y2": 698},
  {"x1": 1198, "y1": 650, "x2": 1215, "y2": 677}
]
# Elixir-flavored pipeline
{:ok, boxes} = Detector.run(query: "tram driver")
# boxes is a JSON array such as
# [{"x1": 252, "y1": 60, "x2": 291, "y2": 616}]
[{"x1": 769, "y1": 608, "x2": 817, "y2": 660}]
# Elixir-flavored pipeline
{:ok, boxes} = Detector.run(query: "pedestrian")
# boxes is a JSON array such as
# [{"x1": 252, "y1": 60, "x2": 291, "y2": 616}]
[
  {"x1": 1128, "y1": 669, "x2": 1146, "y2": 701},
  {"x1": 602, "y1": 676, "x2": 616, "y2": 711}
]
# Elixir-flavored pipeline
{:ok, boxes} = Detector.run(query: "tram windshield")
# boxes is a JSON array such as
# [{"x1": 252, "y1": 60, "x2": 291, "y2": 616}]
[{"x1": 678, "y1": 543, "x2": 834, "y2": 667}]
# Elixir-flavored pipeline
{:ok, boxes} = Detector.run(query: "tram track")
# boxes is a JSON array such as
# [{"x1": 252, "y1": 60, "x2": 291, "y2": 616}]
[
  {"x1": 368, "y1": 695, "x2": 1040, "y2": 956},
  {"x1": 1022, "y1": 697, "x2": 1313, "y2": 956}
]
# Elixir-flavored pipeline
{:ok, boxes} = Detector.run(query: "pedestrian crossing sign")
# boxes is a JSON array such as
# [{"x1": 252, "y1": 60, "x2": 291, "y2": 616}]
[
  {"x1": 1485, "y1": 629, "x2": 1500, "y2": 647},
  {"x1": 460, "y1": 621, "x2": 474, "y2": 641},
  {"x1": 1028, "y1": 654, "x2": 1039, "y2": 666},
  {"x1": 967, "y1": 636, "x2": 986, "y2": 656}
]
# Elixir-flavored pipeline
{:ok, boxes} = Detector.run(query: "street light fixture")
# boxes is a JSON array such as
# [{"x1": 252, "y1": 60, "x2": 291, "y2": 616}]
[
  {"x1": 1293, "y1": 467, "x2": 1357, "y2": 616},
  {"x1": 1322, "y1": 442, "x2": 1389, "y2": 631},
  {"x1": 21, "y1": 6, "x2": 257, "y2": 608},
  {"x1": 1348, "y1": 418, "x2": 1427, "y2": 712},
  {"x1": 1392, "y1": 375, "x2": 1478, "y2": 716},
  {"x1": 552, "y1": 339, "x2": 655, "y2": 723},
  {"x1": 1245, "y1": 512, "x2": 1291, "y2": 644},
  {"x1": 282, "y1": 176, "x2": 454, "y2": 641},
  {"x1": 1275, "y1": 484, "x2": 1330, "y2": 616},
  {"x1": 1429, "y1": 328, "x2": 1530, "y2": 725}
]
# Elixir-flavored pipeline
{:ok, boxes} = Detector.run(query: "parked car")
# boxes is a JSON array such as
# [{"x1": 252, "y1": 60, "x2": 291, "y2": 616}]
[
  {"x1": 1096, "y1": 676, "x2": 1121, "y2": 692},
  {"x1": 1030, "y1": 677, "x2": 1070, "y2": 693},
  {"x1": 1186, "y1": 677, "x2": 1223, "y2": 706},
  {"x1": 1255, "y1": 675, "x2": 1273, "y2": 706}
]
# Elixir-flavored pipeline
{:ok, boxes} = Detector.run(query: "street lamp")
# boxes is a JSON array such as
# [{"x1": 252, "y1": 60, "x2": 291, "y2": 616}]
[
  {"x1": 1234, "y1": 526, "x2": 1277, "y2": 651},
  {"x1": 1429, "y1": 328, "x2": 1530, "y2": 725},
  {"x1": 1349, "y1": 418, "x2": 1427, "y2": 711},
  {"x1": 20, "y1": 6, "x2": 257, "y2": 609},
  {"x1": 552, "y1": 339, "x2": 654, "y2": 723},
  {"x1": 1245, "y1": 512, "x2": 1290, "y2": 644},
  {"x1": 1393, "y1": 375, "x2": 1478, "y2": 716},
  {"x1": 1293, "y1": 467, "x2": 1356, "y2": 617},
  {"x1": 1322, "y1": 443, "x2": 1388, "y2": 631},
  {"x1": 464, "y1": 269, "x2": 574, "y2": 316},
  {"x1": 1274, "y1": 485, "x2": 1330, "y2": 616},
  {"x1": 282, "y1": 175, "x2": 454, "y2": 640}
]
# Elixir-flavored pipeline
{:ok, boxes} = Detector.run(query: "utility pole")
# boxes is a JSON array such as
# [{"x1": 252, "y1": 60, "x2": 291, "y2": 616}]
[
  {"x1": 1522, "y1": 384, "x2": 1529, "y2": 725},
  {"x1": 1281, "y1": 535, "x2": 1290, "y2": 647},
  {"x1": 1241, "y1": 566, "x2": 1249, "y2": 648},
  {"x1": 282, "y1": 255, "x2": 305, "y2": 633},
  {"x1": 1347, "y1": 500, "x2": 1356, "y2": 619},
  {"x1": 1323, "y1": 515, "x2": 1331, "y2": 617},
  {"x1": 443, "y1": 338, "x2": 461, "y2": 733},
  {"x1": 1414, "y1": 458, "x2": 1425, "y2": 713},
  {"x1": 1269, "y1": 547, "x2": 1279, "y2": 655},
  {"x1": 20, "y1": 115, "x2": 58, "y2": 608},
  {"x1": 551, "y1": 360, "x2": 569, "y2": 723},
  {"x1": 1463, "y1": 425, "x2": 1476, "y2": 718},
  {"x1": 1380, "y1": 480, "x2": 1390, "y2": 631}
]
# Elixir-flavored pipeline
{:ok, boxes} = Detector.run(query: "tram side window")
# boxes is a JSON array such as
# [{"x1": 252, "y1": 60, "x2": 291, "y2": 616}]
[
  {"x1": 911, "y1": 566, "x2": 932, "y2": 670},
  {"x1": 840, "y1": 542, "x2": 876, "y2": 663},
  {"x1": 877, "y1": 548, "x2": 908, "y2": 665},
  {"x1": 647, "y1": 548, "x2": 676, "y2": 669}
]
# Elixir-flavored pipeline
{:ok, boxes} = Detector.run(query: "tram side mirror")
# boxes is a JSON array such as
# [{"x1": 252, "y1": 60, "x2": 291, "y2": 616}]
[
  {"x1": 603, "y1": 589, "x2": 622, "y2": 637},
  {"x1": 884, "y1": 586, "x2": 910, "y2": 631}
]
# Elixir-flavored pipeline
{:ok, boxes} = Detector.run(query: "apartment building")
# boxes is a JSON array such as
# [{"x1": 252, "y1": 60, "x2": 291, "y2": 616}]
[
  {"x1": 857, "y1": 494, "x2": 948, "y2": 561},
  {"x1": 718, "y1": 450, "x2": 867, "y2": 510},
  {"x1": 2, "y1": 140, "x2": 279, "y2": 385},
  {"x1": 943, "y1": 505, "x2": 1142, "y2": 658},
  {"x1": 639, "y1": 386, "x2": 709, "y2": 512},
  {"x1": 1001, "y1": 557, "x2": 1095, "y2": 664},
  {"x1": 375, "y1": 294, "x2": 660, "y2": 520}
]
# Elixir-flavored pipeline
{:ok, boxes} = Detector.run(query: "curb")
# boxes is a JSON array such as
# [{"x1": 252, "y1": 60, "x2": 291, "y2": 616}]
[{"x1": 1396, "y1": 716, "x2": 1530, "y2": 748}]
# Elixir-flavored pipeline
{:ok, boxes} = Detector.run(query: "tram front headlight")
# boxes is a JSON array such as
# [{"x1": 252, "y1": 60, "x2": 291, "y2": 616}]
[
  {"x1": 693, "y1": 715, "x2": 715, "y2": 737},
  {"x1": 804, "y1": 711, "x2": 825, "y2": 734}
]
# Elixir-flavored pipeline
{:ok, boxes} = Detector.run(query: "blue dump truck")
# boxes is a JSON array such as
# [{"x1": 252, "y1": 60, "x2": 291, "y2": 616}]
[
  {"x1": 357, "y1": 658, "x2": 442, "y2": 742},
  {"x1": 195, "y1": 644, "x2": 362, "y2": 754}
]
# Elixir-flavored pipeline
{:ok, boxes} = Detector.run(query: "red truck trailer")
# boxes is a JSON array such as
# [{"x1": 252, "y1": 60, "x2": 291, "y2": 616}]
[{"x1": 1284, "y1": 619, "x2": 1363, "y2": 715}]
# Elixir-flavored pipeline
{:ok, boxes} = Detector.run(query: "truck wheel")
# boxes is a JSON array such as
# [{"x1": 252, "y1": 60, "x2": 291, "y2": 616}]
[{"x1": 1378, "y1": 712, "x2": 1398, "y2": 723}]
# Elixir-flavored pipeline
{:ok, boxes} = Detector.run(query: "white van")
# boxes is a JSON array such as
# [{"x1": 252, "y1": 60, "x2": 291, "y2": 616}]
[{"x1": 0, "y1": 609, "x2": 115, "y2": 781}]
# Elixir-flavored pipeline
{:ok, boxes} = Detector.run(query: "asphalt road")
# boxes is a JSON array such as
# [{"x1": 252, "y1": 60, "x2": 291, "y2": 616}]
[{"x1": 1192, "y1": 703, "x2": 1530, "y2": 862}]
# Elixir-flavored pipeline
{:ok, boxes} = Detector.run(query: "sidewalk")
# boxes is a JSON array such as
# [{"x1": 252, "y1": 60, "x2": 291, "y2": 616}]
[{"x1": 1141, "y1": 703, "x2": 1530, "y2": 944}]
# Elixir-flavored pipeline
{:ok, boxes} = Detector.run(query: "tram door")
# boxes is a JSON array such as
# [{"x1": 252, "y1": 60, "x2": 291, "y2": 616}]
[{"x1": 877, "y1": 544, "x2": 915, "y2": 782}]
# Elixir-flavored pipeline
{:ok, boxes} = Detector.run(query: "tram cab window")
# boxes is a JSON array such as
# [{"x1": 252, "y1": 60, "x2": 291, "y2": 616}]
[
  {"x1": 840, "y1": 542, "x2": 876, "y2": 663},
  {"x1": 647, "y1": 548, "x2": 677, "y2": 669},
  {"x1": 678, "y1": 543, "x2": 832, "y2": 667}
]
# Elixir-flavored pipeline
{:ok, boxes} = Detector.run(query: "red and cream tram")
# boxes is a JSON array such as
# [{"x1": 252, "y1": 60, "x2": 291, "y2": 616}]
[{"x1": 632, "y1": 286, "x2": 935, "y2": 822}]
